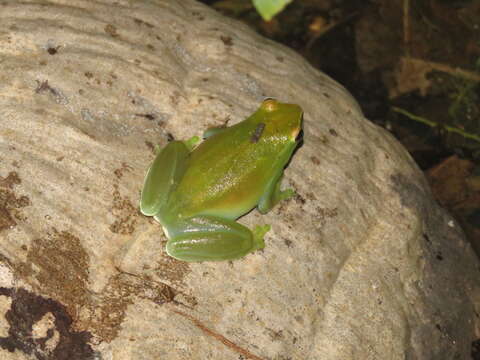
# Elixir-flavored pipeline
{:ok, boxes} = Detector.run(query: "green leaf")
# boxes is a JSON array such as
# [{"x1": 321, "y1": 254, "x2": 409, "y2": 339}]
[{"x1": 252, "y1": 0, "x2": 293, "y2": 21}]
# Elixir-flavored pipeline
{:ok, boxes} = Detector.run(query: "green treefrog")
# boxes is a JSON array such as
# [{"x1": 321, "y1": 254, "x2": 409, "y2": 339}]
[{"x1": 140, "y1": 99, "x2": 303, "y2": 262}]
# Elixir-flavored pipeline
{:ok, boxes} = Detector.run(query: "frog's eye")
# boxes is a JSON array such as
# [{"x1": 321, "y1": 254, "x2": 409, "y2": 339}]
[{"x1": 262, "y1": 98, "x2": 279, "y2": 112}]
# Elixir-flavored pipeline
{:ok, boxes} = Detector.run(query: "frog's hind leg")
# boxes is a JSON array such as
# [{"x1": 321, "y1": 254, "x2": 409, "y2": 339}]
[
  {"x1": 165, "y1": 216, "x2": 269, "y2": 262},
  {"x1": 140, "y1": 141, "x2": 191, "y2": 216}
]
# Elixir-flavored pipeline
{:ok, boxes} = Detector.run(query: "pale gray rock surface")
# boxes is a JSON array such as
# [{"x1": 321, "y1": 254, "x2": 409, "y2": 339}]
[{"x1": 0, "y1": 1, "x2": 479, "y2": 359}]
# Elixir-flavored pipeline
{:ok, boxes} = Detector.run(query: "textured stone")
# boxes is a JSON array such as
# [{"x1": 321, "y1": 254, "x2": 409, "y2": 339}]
[{"x1": 0, "y1": 1, "x2": 479, "y2": 359}]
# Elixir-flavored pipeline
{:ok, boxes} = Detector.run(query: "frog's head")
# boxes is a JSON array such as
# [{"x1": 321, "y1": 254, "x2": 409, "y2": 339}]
[{"x1": 258, "y1": 98, "x2": 303, "y2": 143}]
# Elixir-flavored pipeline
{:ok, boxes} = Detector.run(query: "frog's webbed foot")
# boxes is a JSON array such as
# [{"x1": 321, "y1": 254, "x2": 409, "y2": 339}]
[
  {"x1": 165, "y1": 216, "x2": 269, "y2": 262},
  {"x1": 251, "y1": 224, "x2": 270, "y2": 251}
]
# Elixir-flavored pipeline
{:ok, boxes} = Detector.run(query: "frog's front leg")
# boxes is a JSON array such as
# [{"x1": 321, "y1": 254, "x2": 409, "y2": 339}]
[
  {"x1": 165, "y1": 216, "x2": 270, "y2": 262},
  {"x1": 257, "y1": 142, "x2": 298, "y2": 214}
]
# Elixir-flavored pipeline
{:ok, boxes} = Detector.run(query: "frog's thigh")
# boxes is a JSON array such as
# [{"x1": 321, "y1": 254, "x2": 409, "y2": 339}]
[
  {"x1": 166, "y1": 216, "x2": 264, "y2": 262},
  {"x1": 140, "y1": 141, "x2": 189, "y2": 216}
]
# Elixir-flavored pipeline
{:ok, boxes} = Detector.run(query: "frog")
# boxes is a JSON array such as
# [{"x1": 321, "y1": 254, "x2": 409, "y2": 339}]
[{"x1": 140, "y1": 99, "x2": 303, "y2": 262}]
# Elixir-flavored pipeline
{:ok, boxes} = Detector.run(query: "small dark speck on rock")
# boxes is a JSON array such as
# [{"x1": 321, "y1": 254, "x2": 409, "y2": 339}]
[
  {"x1": 423, "y1": 233, "x2": 431, "y2": 243},
  {"x1": 145, "y1": 141, "x2": 155, "y2": 152},
  {"x1": 135, "y1": 113, "x2": 156, "y2": 121},
  {"x1": 310, "y1": 156, "x2": 320, "y2": 165},
  {"x1": 47, "y1": 46, "x2": 59, "y2": 55},
  {"x1": 220, "y1": 35, "x2": 233, "y2": 46},
  {"x1": 329, "y1": 128, "x2": 338, "y2": 136},
  {"x1": 104, "y1": 24, "x2": 118, "y2": 37},
  {"x1": 295, "y1": 194, "x2": 306, "y2": 205}
]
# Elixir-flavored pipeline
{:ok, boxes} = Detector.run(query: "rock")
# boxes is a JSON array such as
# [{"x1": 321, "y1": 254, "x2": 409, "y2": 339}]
[{"x1": 0, "y1": 1, "x2": 478, "y2": 359}]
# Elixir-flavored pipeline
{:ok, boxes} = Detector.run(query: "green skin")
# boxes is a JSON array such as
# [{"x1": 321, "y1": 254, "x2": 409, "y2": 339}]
[{"x1": 140, "y1": 99, "x2": 303, "y2": 262}]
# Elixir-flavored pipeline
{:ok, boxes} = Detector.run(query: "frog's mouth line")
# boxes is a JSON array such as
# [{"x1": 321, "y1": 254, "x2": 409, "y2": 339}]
[
  {"x1": 295, "y1": 128, "x2": 304, "y2": 143},
  {"x1": 293, "y1": 115, "x2": 304, "y2": 142}
]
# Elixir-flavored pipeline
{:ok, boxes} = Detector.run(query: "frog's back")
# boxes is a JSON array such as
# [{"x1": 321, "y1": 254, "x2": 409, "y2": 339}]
[
  {"x1": 170, "y1": 122, "x2": 276, "y2": 220},
  {"x1": 167, "y1": 99, "x2": 302, "y2": 220}
]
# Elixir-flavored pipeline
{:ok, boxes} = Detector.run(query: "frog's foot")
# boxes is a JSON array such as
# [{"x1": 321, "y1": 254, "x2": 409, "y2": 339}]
[
  {"x1": 252, "y1": 224, "x2": 270, "y2": 251},
  {"x1": 184, "y1": 136, "x2": 200, "y2": 151}
]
